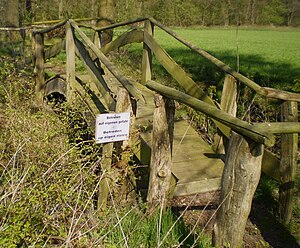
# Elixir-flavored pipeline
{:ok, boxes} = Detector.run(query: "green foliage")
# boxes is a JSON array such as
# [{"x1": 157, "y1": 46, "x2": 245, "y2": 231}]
[{"x1": 0, "y1": 59, "x2": 214, "y2": 247}]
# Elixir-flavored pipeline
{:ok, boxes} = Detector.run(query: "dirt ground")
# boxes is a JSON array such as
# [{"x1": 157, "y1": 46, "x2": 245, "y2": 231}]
[{"x1": 171, "y1": 191, "x2": 300, "y2": 248}]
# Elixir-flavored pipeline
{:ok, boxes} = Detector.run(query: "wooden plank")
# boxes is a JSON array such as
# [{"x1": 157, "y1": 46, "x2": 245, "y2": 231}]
[
  {"x1": 147, "y1": 94, "x2": 175, "y2": 210},
  {"x1": 279, "y1": 101, "x2": 298, "y2": 224},
  {"x1": 74, "y1": 35, "x2": 115, "y2": 111},
  {"x1": 142, "y1": 20, "x2": 154, "y2": 84},
  {"x1": 213, "y1": 132, "x2": 264, "y2": 248},
  {"x1": 66, "y1": 22, "x2": 76, "y2": 99},
  {"x1": 69, "y1": 20, "x2": 145, "y2": 103},
  {"x1": 174, "y1": 178, "x2": 221, "y2": 196},
  {"x1": 101, "y1": 29, "x2": 143, "y2": 55},
  {"x1": 145, "y1": 80, "x2": 275, "y2": 147}
]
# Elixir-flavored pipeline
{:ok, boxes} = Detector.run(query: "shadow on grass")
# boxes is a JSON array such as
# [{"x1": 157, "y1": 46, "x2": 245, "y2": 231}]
[
  {"x1": 152, "y1": 47, "x2": 300, "y2": 94},
  {"x1": 250, "y1": 174, "x2": 300, "y2": 248}
]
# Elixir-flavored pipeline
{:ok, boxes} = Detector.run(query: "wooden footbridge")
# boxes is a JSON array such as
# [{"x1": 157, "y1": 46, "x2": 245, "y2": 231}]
[{"x1": 26, "y1": 17, "x2": 300, "y2": 246}]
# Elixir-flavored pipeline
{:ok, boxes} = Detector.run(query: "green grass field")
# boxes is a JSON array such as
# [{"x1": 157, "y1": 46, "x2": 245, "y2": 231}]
[{"x1": 126, "y1": 27, "x2": 300, "y2": 93}]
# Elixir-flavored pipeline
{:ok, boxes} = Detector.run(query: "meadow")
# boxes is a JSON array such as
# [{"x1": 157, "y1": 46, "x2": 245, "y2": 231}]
[{"x1": 124, "y1": 26, "x2": 300, "y2": 94}]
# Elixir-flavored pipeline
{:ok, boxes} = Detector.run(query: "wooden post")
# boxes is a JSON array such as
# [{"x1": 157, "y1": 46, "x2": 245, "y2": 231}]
[
  {"x1": 279, "y1": 101, "x2": 298, "y2": 224},
  {"x1": 141, "y1": 20, "x2": 154, "y2": 85},
  {"x1": 115, "y1": 86, "x2": 137, "y2": 148},
  {"x1": 98, "y1": 88, "x2": 137, "y2": 210},
  {"x1": 66, "y1": 21, "x2": 76, "y2": 100},
  {"x1": 93, "y1": 30, "x2": 101, "y2": 48},
  {"x1": 147, "y1": 94, "x2": 175, "y2": 211},
  {"x1": 98, "y1": 142, "x2": 114, "y2": 210},
  {"x1": 33, "y1": 32, "x2": 44, "y2": 100},
  {"x1": 213, "y1": 132, "x2": 264, "y2": 247},
  {"x1": 213, "y1": 74, "x2": 238, "y2": 154},
  {"x1": 114, "y1": 87, "x2": 138, "y2": 203}
]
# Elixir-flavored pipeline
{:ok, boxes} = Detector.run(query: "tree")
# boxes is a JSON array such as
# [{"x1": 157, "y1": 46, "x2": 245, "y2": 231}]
[
  {"x1": 0, "y1": 0, "x2": 19, "y2": 27},
  {"x1": 97, "y1": 0, "x2": 116, "y2": 46},
  {"x1": 285, "y1": 0, "x2": 300, "y2": 25}
]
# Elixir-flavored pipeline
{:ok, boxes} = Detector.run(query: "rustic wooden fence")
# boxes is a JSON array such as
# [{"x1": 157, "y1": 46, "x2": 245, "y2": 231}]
[{"x1": 29, "y1": 17, "x2": 300, "y2": 247}]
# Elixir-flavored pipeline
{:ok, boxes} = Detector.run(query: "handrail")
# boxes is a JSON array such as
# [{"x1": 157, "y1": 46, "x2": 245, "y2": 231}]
[
  {"x1": 94, "y1": 17, "x2": 148, "y2": 32},
  {"x1": 146, "y1": 80, "x2": 275, "y2": 147},
  {"x1": 148, "y1": 17, "x2": 300, "y2": 102},
  {"x1": 32, "y1": 19, "x2": 67, "y2": 35},
  {"x1": 69, "y1": 20, "x2": 145, "y2": 103}
]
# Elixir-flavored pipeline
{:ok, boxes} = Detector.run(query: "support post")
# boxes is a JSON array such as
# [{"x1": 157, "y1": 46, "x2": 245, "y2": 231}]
[
  {"x1": 115, "y1": 86, "x2": 137, "y2": 148},
  {"x1": 141, "y1": 20, "x2": 154, "y2": 84},
  {"x1": 147, "y1": 94, "x2": 175, "y2": 211},
  {"x1": 66, "y1": 21, "x2": 76, "y2": 100},
  {"x1": 279, "y1": 101, "x2": 298, "y2": 224},
  {"x1": 98, "y1": 142, "x2": 114, "y2": 210},
  {"x1": 33, "y1": 32, "x2": 44, "y2": 101},
  {"x1": 213, "y1": 74, "x2": 238, "y2": 154},
  {"x1": 114, "y1": 87, "x2": 138, "y2": 203},
  {"x1": 213, "y1": 132, "x2": 264, "y2": 247}
]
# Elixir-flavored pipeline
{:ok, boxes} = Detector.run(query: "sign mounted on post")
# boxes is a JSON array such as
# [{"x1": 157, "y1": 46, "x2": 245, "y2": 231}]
[{"x1": 95, "y1": 112, "x2": 131, "y2": 144}]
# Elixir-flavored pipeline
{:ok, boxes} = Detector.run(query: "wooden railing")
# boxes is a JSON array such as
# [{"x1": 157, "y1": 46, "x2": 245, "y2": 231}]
[{"x1": 31, "y1": 17, "x2": 299, "y2": 247}]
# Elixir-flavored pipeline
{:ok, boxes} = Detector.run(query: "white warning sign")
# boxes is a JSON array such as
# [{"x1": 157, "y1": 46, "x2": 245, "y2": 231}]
[{"x1": 95, "y1": 112, "x2": 130, "y2": 144}]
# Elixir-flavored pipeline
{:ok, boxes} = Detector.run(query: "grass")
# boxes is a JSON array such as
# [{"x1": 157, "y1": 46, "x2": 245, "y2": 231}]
[
  {"x1": 1, "y1": 25, "x2": 300, "y2": 246},
  {"x1": 0, "y1": 58, "x2": 214, "y2": 247},
  {"x1": 124, "y1": 26, "x2": 300, "y2": 95}
]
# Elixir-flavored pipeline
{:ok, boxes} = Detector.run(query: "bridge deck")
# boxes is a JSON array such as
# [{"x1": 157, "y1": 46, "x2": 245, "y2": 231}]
[
  {"x1": 130, "y1": 82, "x2": 224, "y2": 196},
  {"x1": 45, "y1": 66, "x2": 224, "y2": 196}
]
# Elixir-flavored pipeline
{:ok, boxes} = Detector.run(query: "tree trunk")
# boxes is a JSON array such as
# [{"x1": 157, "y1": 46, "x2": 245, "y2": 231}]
[
  {"x1": 147, "y1": 94, "x2": 175, "y2": 211},
  {"x1": 59, "y1": 0, "x2": 64, "y2": 19},
  {"x1": 97, "y1": 0, "x2": 115, "y2": 46},
  {"x1": 213, "y1": 132, "x2": 264, "y2": 247}
]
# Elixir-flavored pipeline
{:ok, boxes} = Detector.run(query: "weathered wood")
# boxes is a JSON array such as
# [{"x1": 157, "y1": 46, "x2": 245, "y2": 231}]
[
  {"x1": 144, "y1": 32, "x2": 230, "y2": 138},
  {"x1": 94, "y1": 17, "x2": 147, "y2": 32},
  {"x1": 69, "y1": 19, "x2": 145, "y2": 103},
  {"x1": 174, "y1": 178, "x2": 221, "y2": 196},
  {"x1": 146, "y1": 80, "x2": 275, "y2": 147},
  {"x1": 44, "y1": 75, "x2": 66, "y2": 97},
  {"x1": 255, "y1": 122, "x2": 300, "y2": 134},
  {"x1": 213, "y1": 74, "x2": 238, "y2": 153},
  {"x1": 279, "y1": 101, "x2": 298, "y2": 224},
  {"x1": 74, "y1": 35, "x2": 115, "y2": 111},
  {"x1": 32, "y1": 19, "x2": 67, "y2": 35},
  {"x1": 142, "y1": 20, "x2": 154, "y2": 85},
  {"x1": 115, "y1": 87, "x2": 137, "y2": 148},
  {"x1": 66, "y1": 21, "x2": 76, "y2": 99},
  {"x1": 101, "y1": 29, "x2": 143, "y2": 55},
  {"x1": 114, "y1": 87, "x2": 137, "y2": 203},
  {"x1": 44, "y1": 39, "x2": 65, "y2": 59},
  {"x1": 213, "y1": 132, "x2": 264, "y2": 248},
  {"x1": 147, "y1": 94, "x2": 175, "y2": 210},
  {"x1": 148, "y1": 17, "x2": 300, "y2": 102},
  {"x1": 93, "y1": 31, "x2": 101, "y2": 48},
  {"x1": 263, "y1": 87, "x2": 300, "y2": 103},
  {"x1": 33, "y1": 32, "x2": 45, "y2": 97},
  {"x1": 98, "y1": 142, "x2": 114, "y2": 210}
]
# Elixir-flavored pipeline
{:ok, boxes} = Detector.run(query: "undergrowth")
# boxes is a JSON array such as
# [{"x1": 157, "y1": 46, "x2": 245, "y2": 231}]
[{"x1": 0, "y1": 58, "x2": 213, "y2": 247}]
